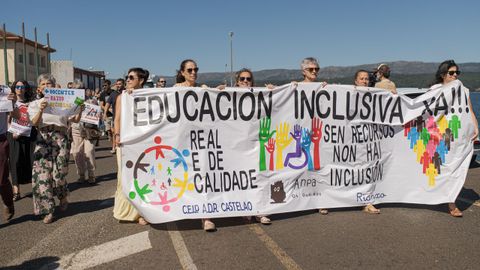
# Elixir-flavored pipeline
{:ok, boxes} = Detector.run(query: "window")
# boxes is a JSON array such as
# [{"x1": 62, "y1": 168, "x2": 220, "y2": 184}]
[
  {"x1": 40, "y1": 56, "x2": 46, "y2": 68},
  {"x1": 18, "y1": 54, "x2": 23, "y2": 64},
  {"x1": 29, "y1": 52, "x2": 34, "y2": 66}
]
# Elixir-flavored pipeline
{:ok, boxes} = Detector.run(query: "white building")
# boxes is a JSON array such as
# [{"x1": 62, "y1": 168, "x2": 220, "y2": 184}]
[
  {"x1": 51, "y1": 60, "x2": 105, "y2": 90},
  {"x1": 0, "y1": 29, "x2": 55, "y2": 85}
]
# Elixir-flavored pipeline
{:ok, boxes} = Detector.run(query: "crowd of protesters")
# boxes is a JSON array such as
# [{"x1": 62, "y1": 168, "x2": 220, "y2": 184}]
[{"x1": 0, "y1": 59, "x2": 478, "y2": 232}]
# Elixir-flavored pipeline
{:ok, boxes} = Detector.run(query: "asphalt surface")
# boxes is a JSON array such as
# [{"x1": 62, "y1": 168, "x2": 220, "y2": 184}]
[{"x1": 1, "y1": 138, "x2": 479, "y2": 270}]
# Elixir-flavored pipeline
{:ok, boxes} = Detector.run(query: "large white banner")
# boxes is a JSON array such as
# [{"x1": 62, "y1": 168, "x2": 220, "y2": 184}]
[{"x1": 120, "y1": 81, "x2": 475, "y2": 223}]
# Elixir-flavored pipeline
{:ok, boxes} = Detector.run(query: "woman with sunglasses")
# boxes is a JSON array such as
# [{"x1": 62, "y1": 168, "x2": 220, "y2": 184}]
[
  {"x1": 113, "y1": 67, "x2": 150, "y2": 225},
  {"x1": 299, "y1": 57, "x2": 331, "y2": 215},
  {"x1": 174, "y1": 60, "x2": 216, "y2": 231},
  {"x1": 301, "y1": 57, "x2": 321, "y2": 83},
  {"x1": 28, "y1": 74, "x2": 85, "y2": 224},
  {"x1": 430, "y1": 60, "x2": 479, "y2": 217},
  {"x1": 7, "y1": 80, "x2": 36, "y2": 201},
  {"x1": 233, "y1": 68, "x2": 274, "y2": 225},
  {"x1": 174, "y1": 59, "x2": 202, "y2": 87},
  {"x1": 235, "y1": 68, "x2": 255, "y2": 88}
]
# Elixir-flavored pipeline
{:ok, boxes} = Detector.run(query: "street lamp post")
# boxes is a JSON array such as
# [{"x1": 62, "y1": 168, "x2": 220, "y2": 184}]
[{"x1": 229, "y1": 31, "x2": 234, "y2": 86}]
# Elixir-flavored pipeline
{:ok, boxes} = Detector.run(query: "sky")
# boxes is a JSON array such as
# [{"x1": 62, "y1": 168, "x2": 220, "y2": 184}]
[{"x1": 3, "y1": 0, "x2": 480, "y2": 78}]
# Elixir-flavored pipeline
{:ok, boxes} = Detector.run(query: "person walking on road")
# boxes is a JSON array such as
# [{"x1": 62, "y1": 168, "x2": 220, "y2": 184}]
[
  {"x1": 29, "y1": 74, "x2": 85, "y2": 224},
  {"x1": 70, "y1": 80, "x2": 98, "y2": 184},
  {"x1": 113, "y1": 68, "x2": 149, "y2": 225},
  {"x1": 103, "y1": 78, "x2": 124, "y2": 154},
  {"x1": 7, "y1": 80, "x2": 36, "y2": 201},
  {"x1": 0, "y1": 85, "x2": 19, "y2": 222}
]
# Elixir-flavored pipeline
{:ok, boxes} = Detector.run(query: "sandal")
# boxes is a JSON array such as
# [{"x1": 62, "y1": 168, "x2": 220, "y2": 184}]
[
  {"x1": 363, "y1": 204, "x2": 380, "y2": 214},
  {"x1": 255, "y1": 216, "x2": 272, "y2": 225},
  {"x1": 13, "y1": 192, "x2": 20, "y2": 201},
  {"x1": 448, "y1": 204, "x2": 463, "y2": 217},
  {"x1": 202, "y1": 219, "x2": 216, "y2": 232},
  {"x1": 43, "y1": 213, "x2": 54, "y2": 224},
  {"x1": 138, "y1": 217, "x2": 149, "y2": 225}
]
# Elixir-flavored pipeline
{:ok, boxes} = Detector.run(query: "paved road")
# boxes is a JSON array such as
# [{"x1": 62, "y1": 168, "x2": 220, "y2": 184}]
[{"x1": 1, "y1": 139, "x2": 479, "y2": 270}]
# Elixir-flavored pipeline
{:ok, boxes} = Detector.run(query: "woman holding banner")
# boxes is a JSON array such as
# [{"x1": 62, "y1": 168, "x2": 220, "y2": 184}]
[
  {"x1": 28, "y1": 74, "x2": 85, "y2": 224},
  {"x1": 113, "y1": 67, "x2": 150, "y2": 225},
  {"x1": 174, "y1": 59, "x2": 210, "y2": 89},
  {"x1": 7, "y1": 80, "x2": 36, "y2": 201},
  {"x1": 173, "y1": 60, "x2": 216, "y2": 231},
  {"x1": 299, "y1": 57, "x2": 330, "y2": 215},
  {"x1": 354, "y1": 70, "x2": 381, "y2": 214},
  {"x1": 174, "y1": 59, "x2": 200, "y2": 87},
  {"x1": 233, "y1": 68, "x2": 273, "y2": 225},
  {"x1": 430, "y1": 60, "x2": 479, "y2": 217}
]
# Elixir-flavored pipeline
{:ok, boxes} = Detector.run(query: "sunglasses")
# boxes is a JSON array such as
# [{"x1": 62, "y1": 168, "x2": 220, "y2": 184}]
[
  {"x1": 447, "y1": 70, "x2": 461, "y2": 76},
  {"x1": 186, "y1": 67, "x2": 199, "y2": 74},
  {"x1": 15, "y1": 85, "x2": 26, "y2": 90},
  {"x1": 159, "y1": 80, "x2": 166, "y2": 83},
  {"x1": 126, "y1": 75, "x2": 137, "y2": 81},
  {"x1": 239, "y1": 77, "x2": 252, "y2": 82},
  {"x1": 305, "y1": 67, "x2": 320, "y2": 73}
]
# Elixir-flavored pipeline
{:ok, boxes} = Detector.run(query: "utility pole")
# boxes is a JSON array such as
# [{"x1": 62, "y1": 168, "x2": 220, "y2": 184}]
[
  {"x1": 22, "y1": 22, "x2": 27, "y2": 81},
  {"x1": 46, "y1": 32, "x2": 51, "y2": 74},
  {"x1": 229, "y1": 31, "x2": 234, "y2": 86},
  {"x1": 34, "y1": 27, "x2": 39, "y2": 79},
  {"x1": 3, "y1": 24, "x2": 9, "y2": 85}
]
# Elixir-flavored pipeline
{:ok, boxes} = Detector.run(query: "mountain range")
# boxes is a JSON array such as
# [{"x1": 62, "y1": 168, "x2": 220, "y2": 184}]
[{"x1": 118, "y1": 61, "x2": 480, "y2": 90}]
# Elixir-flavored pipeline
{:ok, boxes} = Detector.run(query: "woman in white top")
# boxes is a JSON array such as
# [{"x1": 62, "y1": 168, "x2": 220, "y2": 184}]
[{"x1": 430, "y1": 60, "x2": 479, "y2": 217}]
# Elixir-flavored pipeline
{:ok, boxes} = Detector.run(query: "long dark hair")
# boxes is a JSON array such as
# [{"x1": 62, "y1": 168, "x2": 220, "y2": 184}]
[
  {"x1": 432, "y1": 60, "x2": 458, "y2": 86},
  {"x1": 10, "y1": 80, "x2": 33, "y2": 102},
  {"x1": 176, "y1": 59, "x2": 196, "y2": 83},
  {"x1": 127, "y1": 67, "x2": 149, "y2": 87},
  {"x1": 235, "y1": 68, "x2": 255, "y2": 87}
]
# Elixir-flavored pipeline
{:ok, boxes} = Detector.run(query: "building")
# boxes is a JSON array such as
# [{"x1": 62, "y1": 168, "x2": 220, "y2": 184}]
[
  {"x1": 0, "y1": 29, "x2": 55, "y2": 86},
  {"x1": 51, "y1": 60, "x2": 105, "y2": 90}
]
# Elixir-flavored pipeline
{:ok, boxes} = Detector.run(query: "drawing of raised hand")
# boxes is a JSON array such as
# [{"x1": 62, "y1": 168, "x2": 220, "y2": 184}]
[
  {"x1": 311, "y1": 118, "x2": 323, "y2": 170},
  {"x1": 266, "y1": 138, "x2": 276, "y2": 154},
  {"x1": 311, "y1": 118, "x2": 323, "y2": 144},
  {"x1": 290, "y1": 124, "x2": 302, "y2": 143},
  {"x1": 301, "y1": 128, "x2": 312, "y2": 150},
  {"x1": 275, "y1": 122, "x2": 293, "y2": 170},
  {"x1": 302, "y1": 128, "x2": 314, "y2": 170},
  {"x1": 265, "y1": 138, "x2": 276, "y2": 171},
  {"x1": 259, "y1": 117, "x2": 276, "y2": 171}
]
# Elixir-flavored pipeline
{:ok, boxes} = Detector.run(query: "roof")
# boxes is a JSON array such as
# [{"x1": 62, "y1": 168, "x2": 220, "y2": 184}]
[
  {"x1": 0, "y1": 29, "x2": 56, "y2": 53},
  {"x1": 74, "y1": 67, "x2": 106, "y2": 78}
]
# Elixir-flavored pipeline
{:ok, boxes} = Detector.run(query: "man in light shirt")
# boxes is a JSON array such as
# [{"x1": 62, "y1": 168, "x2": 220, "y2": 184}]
[{"x1": 375, "y1": 64, "x2": 397, "y2": 94}]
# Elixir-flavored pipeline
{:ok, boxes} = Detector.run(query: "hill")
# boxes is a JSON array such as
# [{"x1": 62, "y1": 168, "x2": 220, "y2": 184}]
[{"x1": 141, "y1": 61, "x2": 480, "y2": 90}]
